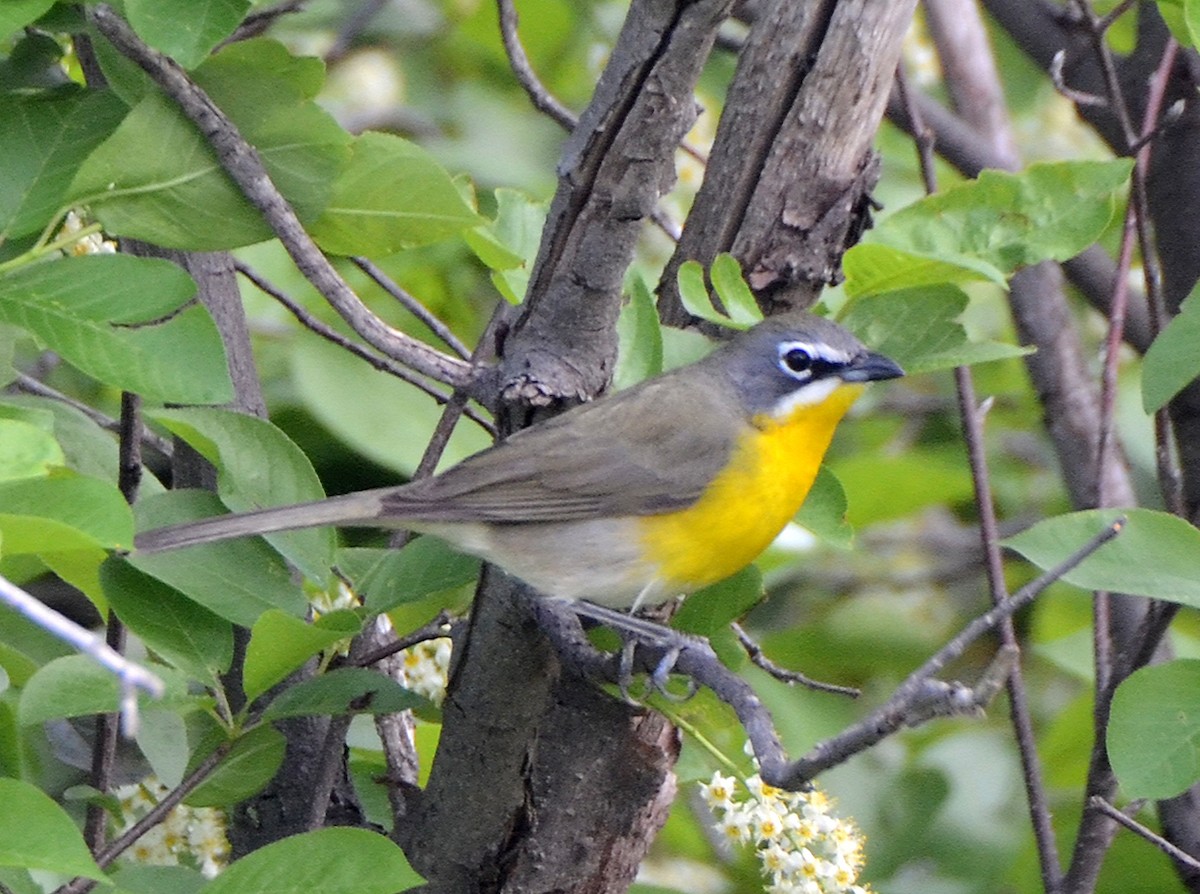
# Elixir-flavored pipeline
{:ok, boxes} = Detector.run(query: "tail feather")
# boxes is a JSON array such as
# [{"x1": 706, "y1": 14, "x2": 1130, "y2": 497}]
[{"x1": 135, "y1": 490, "x2": 394, "y2": 553}]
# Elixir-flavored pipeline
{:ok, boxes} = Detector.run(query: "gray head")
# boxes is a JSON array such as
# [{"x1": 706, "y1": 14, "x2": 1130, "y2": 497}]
[{"x1": 714, "y1": 312, "x2": 904, "y2": 419}]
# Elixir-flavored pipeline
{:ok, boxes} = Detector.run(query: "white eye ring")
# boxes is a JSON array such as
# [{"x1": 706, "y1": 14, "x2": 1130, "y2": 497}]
[{"x1": 778, "y1": 342, "x2": 816, "y2": 377}]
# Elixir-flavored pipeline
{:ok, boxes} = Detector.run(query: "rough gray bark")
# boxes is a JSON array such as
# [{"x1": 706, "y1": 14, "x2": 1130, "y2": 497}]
[
  {"x1": 498, "y1": 0, "x2": 735, "y2": 412},
  {"x1": 401, "y1": 2, "x2": 731, "y2": 889},
  {"x1": 659, "y1": 0, "x2": 919, "y2": 321}
]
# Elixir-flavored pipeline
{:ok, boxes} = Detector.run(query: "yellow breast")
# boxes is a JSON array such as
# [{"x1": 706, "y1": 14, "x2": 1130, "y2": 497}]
[{"x1": 636, "y1": 384, "x2": 864, "y2": 592}]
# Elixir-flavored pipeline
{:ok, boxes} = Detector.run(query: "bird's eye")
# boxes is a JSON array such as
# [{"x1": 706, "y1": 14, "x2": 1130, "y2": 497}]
[{"x1": 781, "y1": 346, "x2": 814, "y2": 375}]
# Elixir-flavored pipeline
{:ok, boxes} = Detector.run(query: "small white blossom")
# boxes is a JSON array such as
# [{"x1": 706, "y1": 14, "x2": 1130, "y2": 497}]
[
  {"x1": 398, "y1": 636, "x2": 453, "y2": 704},
  {"x1": 114, "y1": 776, "x2": 229, "y2": 877},
  {"x1": 59, "y1": 210, "x2": 116, "y2": 255},
  {"x1": 699, "y1": 768, "x2": 871, "y2": 893}
]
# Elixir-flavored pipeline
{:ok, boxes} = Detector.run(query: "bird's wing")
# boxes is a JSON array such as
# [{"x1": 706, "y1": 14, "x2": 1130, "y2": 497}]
[{"x1": 381, "y1": 375, "x2": 740, "y2": 523}]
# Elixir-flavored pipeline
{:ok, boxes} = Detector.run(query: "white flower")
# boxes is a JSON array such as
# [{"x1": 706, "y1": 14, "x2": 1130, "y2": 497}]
[
  {"x1": 696, "y1": 769, "x2": 872, "y2": 893},
  {"x1": 114, "y1": 776, "x2": 229, "y2": 876},
  {"x1": 699, "y1": 772, "x2": 737, "y2": 811}
]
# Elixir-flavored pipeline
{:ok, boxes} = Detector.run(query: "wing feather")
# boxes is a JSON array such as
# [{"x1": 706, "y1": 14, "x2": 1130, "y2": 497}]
[{"x1": 380, "y1": 374, "x2": 740, "y2": 523}]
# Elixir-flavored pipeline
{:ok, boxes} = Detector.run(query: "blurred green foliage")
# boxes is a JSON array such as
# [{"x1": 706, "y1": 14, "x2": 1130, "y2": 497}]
[{"x1": 0, "y1": 3, "x2": 1194, "y2": 893}]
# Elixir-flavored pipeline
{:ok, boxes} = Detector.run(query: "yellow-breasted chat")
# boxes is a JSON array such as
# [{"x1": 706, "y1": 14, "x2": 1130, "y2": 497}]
[{"x1": 135, "y1": 312, "x2": 903, "y2": 609}]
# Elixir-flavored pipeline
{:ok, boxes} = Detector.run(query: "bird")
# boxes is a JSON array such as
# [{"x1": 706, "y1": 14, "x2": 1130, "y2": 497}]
[{"x1": 135, "y1": 312, "x2": 903, "y2": 612}]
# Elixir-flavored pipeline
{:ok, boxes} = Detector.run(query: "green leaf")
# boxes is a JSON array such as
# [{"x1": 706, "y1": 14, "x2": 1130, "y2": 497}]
[
  {"x1": 465, "y1": 188, "x2": 547, "y2": 304},
  {"x1": 136, "y1": 707, "x2": 191, "y2": 790},
  {"x1": 346, "y1": 538, "x2": 482, "y2": 614},
  {"x1": 1109, "y1": 660, "x2": 1200, "y2": 798},
  {"x1": 70, "y1": 41, "x2": 350, "y2": 250},
  {"x1": 130, "y1": 491, "x2": 307, "y2": 628},
  {"x1": 1004, "y1": 508, "x2": 1200, "y2": 606},
  {"x1": 677, "y1": 259, "x2": 750, "y2": 329},
  {"x1": 185, "y1": 724, "x2": 285, "y2": 808},
  {"x1": 290, "y1": 335, "x2": 491, "y2": 476},
  {"x1": 260, "y1": 667, "x2": 425, "y2": 722},
  {"x1": 125, "y1": 0, "x2": 252, "y2": 69},
  {"x1": 0, "y1": 0, "x2": 55, "y2": 43},
  {"x1": 0, "y1": 418, "x2": 64, "y2": 481},
  {"x1": 110, "y1": 865, "x2": 206, "y2": 894},
  {"x1": 310, "y1": 132, "x2": 482, "y2": 256},
  {"x1": 839, "y1": 286, "x2": 1031, "y2": 375},
  {"x1": 843, "y1": 243, "x2": 1007, "y2": 298},
  {"x1": 0, "y1": 92, "x2": 127, "y2": 241},
  {"x1": 673, "y1": 565, "x2": 763, "y2": 636},
  {"x1": 199, "y1": 827, "x2": 420, "y2": 894},
  {"x1": 615, "y1": 276, "x2": 663, "y2": 389},
  {"x1": 0, "y1": 395, "x2": 165, "y2": 493},
  {"x1": 149, "y1": 407, "x2": 333, "y2": 583},
  {"x1": 19, "y1": 654, "x2": 125, "y2": 726},
  {"x1": 831, "y1": 448, "x2": 976, "y2": 527},
  {"x1": 0, "y1": 475, "x2": 134, "y2": 554},
  {"x1": 870, "y1": 159, "x2": 1132, "y2": 274},
  {"x1": 0, "y1": 778, "x2": 108, "y2": 881},
  {"x1": 795, "y1": 465, "x2": 854, "y2": 549},
  {"x1": 102, "y1": 559, "x2": 233, "y2": 684},
  {"x1": 243, "y1": 610, "x2": 361, "y2": 702},
  {"x1": 69, "y1": 92, "x2": 265, "y2": 249},
  {"x1": 1142, "y1": 286, "x2": 1200, "y2": 413},
  {"x1": 0, "y1": 255, "x2": 233, "y2": 404},
  {"x1": 709, "y1": 254, "x2": 763, "y2": 326},
  {"x1": 1186, "y1": 0, "x2": 1200, "y2": 48}
]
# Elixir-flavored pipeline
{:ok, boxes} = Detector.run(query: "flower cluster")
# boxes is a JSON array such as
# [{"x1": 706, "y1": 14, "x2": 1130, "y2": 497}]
[
  {"x1": 699, "y1": 770, "x2": 870, "y2": 894},
  {"x1": 59, "y1": 210, "x2": 116, "y2": 255},
  {"x1": 397, "y1": 636, "x2": 452, "y2": 704},
  {"x1": 114, "y1": 777, "x2": 229, "y2": 878}
]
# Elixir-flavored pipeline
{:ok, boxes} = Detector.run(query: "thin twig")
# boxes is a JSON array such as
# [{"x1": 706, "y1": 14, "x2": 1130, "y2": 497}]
[
  {"x1": 1127, "y1": 99, "x2": 1184, "y2": 155},
  {"x1": 350, "y1": 256, "x2": 471, "y2": 359},
  {"x1": 496, "y1": 0, "x2": 577, "y2": 131},
  {"x1": 311, "y1": 319, "x2": 494, "y2": 816},
  {"x1": 87, "y1": 5, "x2": 477, "y2": 398},
  {"x1": 731, "y1": 622, "x2": 859, "y2": 698},
  {"x1": 1089, "y1": 796, "x2": 1200, "y2": 872},
  {"x1": 0, "y1": 575, "x2": 164, "y2": 731},
  {"x1": 1096, "y1": 0, "x2": 1139, "y2": 33},
  {"x1": 84, "y1": 392, "x2": 144, "y2": 849},
  {"x1": 56, "y1": 741, "x2": 235, "y2": 894},
  {"x1": 1117, "y1": 37, "x2": 1184, "y2": 675},
  {"x1": 352, "y1": 611, "x2": 458, "y2": 668},
  {"x1": 9, "y1": 373, "x2": 174, "y2": 460},
  {"x1": 234, "y1": 260, "x2": 495, "y2": 435},
  {"x1": 325, "y1": 0, "x2": 389, "y2": 64},
  {"x1": 532, "y1": 520, "x2": 1123, "y2": 790},
  {"x1": 222, "y1": 0, "x2": 304, "y2": 45},
  {"x1": 1056, "y1": 13, "x2": 1181, "y2": 888},
  {"x1": 493, "y1": 0, "x2": 687, "y2": 243},
  {"x1": 1128, "y1": 41, "x2": 1183, "y2": 518},
  {"x1": 899, "y1": 43, "x2": 1066, "y2": 887},
  {"x1": 83, "y1": 611, "x2": 126, "y2": 851},
  {"x1": 784, "y1": 517, "x2": 1125, "y2": 785}
]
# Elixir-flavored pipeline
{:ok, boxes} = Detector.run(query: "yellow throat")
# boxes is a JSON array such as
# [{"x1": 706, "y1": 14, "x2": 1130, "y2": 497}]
[{"x1": 637, "y1": 383, "x2": 865, "y2": 592}]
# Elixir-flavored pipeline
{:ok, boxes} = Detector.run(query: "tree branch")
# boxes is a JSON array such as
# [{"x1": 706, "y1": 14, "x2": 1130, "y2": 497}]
[
  {"x1": 233, "y1": 261, "x2": 495, "y2": 434},
  {"x1": 0, "y1": 575, "x2": 164, "y2": 734},
  {"x1": 659, "y1": 0, "x2": 918, "y2": 321},
  {"x1": 87, "y1": 5, "x2": 477, "y2": 399}
]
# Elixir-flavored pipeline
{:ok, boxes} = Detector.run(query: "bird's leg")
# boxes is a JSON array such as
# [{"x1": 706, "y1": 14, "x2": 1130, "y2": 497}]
[{"x1": 567, "y1": 600, "x2": 698, "y2": 701}]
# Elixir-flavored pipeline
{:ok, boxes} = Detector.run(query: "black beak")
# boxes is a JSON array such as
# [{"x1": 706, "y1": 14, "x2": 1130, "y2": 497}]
[{"x1": 841, "y1": 350, "x2": 904, "y2": 383}]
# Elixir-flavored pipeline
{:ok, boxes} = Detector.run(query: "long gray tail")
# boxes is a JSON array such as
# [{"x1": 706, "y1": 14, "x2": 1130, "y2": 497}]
[{"x1": 135, "y1": 489, "x2": 395, "y2": 553}]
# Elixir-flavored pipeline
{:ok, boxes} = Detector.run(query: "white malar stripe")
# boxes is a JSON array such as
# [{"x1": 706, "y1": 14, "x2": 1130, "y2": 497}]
[{"x1": 769, "y1": 376, "x2": 841, "y2": 417}]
